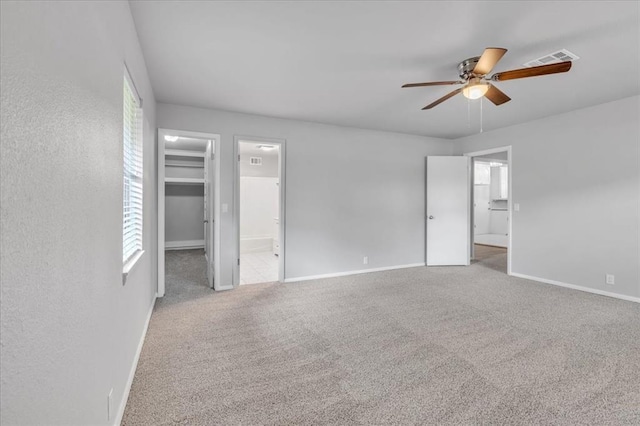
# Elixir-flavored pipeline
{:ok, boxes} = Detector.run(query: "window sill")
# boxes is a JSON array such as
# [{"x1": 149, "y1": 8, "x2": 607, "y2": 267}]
[{"x1": 123, "y1": 250, "x2": 145, "y2": 285}]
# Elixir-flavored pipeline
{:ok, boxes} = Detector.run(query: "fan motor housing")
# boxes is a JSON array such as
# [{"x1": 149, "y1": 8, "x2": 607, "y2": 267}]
[{"x1": 458, "y1": 56, "x2": 481, "y2": 79}]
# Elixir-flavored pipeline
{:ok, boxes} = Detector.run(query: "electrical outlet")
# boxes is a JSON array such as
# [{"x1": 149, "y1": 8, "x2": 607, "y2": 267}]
[
  {"x1": 363, "y1": 256, "x2": 368, "y2": 265},
  {"x1": 107, "y1": 388, "x2": 113, "y2": 421},
  {"x1": 605, "y1": 274, "x2": 615, "y2": 285}
]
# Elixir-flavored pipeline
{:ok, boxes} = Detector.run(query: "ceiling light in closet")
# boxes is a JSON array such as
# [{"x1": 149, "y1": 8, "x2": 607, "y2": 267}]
[
  {"x1": 257, "y1": 145, "x2": 276, "y2": 151},
  {"x1": 164, "y1": 135, "x2": 179, "y2": 142}
]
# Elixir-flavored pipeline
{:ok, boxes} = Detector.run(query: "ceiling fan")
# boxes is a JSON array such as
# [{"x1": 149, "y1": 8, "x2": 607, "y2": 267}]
[{"x1": 402, "y1": 47, "x2": 572, "y2": 109}]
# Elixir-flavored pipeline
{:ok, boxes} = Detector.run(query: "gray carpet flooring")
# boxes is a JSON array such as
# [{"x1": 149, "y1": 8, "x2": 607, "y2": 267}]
[{"x1": 123, "y1": 247, "x2": 640, "y2": 425}]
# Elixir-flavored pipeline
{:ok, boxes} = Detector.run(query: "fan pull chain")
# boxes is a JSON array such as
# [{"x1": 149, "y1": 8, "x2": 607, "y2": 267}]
[{"x1": 480, "y1": 96, "x2": 484, "y2": 133}]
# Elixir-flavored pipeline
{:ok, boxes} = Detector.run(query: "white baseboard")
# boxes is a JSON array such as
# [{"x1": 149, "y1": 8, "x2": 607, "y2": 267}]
[
  {"x1": 284, "y1": 263, "x2": 425, "y2": 283},
  {"x1": 165, "y1": 239, "x2": 204, "y2": 250},
  {"x1": 215, "y1": 285, "x2": 235, "y2": 291},
  {"x1": 113, "y1": 297, "x2": 156, "y2": 426},
  {"x1": 510, "y1": 272, "x2": 639, "y2": 304}
]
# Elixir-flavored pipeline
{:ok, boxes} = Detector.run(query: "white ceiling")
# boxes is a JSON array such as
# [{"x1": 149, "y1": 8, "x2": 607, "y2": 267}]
[{"x1": 131, "y1": 1, "x2": 639, "y2": 139}]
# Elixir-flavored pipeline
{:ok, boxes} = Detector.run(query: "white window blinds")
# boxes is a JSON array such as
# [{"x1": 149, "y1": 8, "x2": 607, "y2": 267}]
[{"x1": 123, "y1": 72, "x2": 143, "y2": 264}]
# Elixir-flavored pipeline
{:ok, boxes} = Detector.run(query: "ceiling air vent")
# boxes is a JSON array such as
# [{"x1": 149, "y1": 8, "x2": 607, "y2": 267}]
[
  {"x1": 249, "y1": 157, "x2": 262, "y2": 166},
  {"x1": 523, "y1": 49, "x2": 579, "y2": 67}
]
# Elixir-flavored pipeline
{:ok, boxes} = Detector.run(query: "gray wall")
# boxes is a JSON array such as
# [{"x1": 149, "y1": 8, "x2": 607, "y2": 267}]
[
  {"x1": 157, "y1": 104, "x2": 453, "y2": 283},
  {"x1": 1, "y1": 2, "x2": 157, "y2": 424},
  {"x1": 240, "y1": 151, "x2": 279, "y2": 177},
  {"x1": 454, "y1": 95, "x2": 640, "y2": 299},
  {"x1": 164, "y1": 164, "x2": 206, "y2": 244},
  {"x1": 165, "y1": 185, "x2": 205, "y2": 243},
  {"x1": 3, "y1": 5, "x2": 635, "y2": 425}
]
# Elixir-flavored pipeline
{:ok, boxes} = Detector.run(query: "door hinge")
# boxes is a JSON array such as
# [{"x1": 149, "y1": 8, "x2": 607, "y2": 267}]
[
  {"x1": 237, "y1": 259, "x2": 240, "y2": 266},
  {"x1": 238, "y1": 154, "x2": 241, "y2": 161}
]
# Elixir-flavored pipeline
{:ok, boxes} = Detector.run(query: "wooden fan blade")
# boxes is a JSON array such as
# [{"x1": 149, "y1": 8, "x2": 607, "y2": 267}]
[
  {"x1": 473, "y1": 47, "x2": 508, "y2": 75},
  {"x1": 492, "y1": 61, "x2": 572, "y2": 81},
  {"x1": 485, "y1": 84, "x2": 511, "y2": 106},
  {"x1": 422, "y1": 88, "x2": 462, "y2": 110},
  {"x1": 402, "y1": 81, "x2": 461, "y2": 88}
]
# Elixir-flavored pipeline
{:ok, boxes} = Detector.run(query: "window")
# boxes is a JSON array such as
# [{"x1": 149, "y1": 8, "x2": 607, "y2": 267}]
[{"x1": 123, "y1": 70, "x2": 143, "y2": 265}]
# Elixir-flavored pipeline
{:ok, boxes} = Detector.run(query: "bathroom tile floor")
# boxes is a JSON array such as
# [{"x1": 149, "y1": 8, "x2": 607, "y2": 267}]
[{"x1": 240, "y1": 250, "x2": 279, "y2": 285}]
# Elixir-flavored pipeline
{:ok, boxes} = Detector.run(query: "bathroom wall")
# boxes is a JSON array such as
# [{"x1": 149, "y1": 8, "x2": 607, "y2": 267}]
[
  {"x1": 239, "y1": 146, "x2": 279, "y2": 253},
  {"x1": 239, "y1": 151, "x2": 278, "y2": 178}
]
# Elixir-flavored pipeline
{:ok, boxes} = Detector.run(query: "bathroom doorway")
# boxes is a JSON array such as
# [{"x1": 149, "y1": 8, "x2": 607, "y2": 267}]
[{"x1": 234, "y1": 137, "x2": 285, "y2": 285}]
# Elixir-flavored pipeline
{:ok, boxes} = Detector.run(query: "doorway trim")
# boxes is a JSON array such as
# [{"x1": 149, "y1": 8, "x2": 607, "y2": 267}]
[
  {"x1": 233, "y1": 135, "x2": 286, "y2": 286},
  {"x1": 157, "y1": 128, "x2": 222, "y2": 297},
  {"x1": 464, "y1": 145, "x2": 512, "y2": 275}
]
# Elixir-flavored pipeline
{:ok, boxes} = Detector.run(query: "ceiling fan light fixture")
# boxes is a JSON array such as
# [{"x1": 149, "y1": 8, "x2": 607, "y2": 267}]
[
  {"x1": 403, "y1": 46, "x2": 573, "y2": 110},
  {"x1": 462, "y1": 81, "x2": 489, "y2": 100}
]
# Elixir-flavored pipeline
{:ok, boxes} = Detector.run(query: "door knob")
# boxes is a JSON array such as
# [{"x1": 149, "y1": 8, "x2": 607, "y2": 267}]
[
  {"x1": 203, "y1": 220, "x2": 209, "y2": 223},
  {"x1": 428, "y1": 216, "x2": 434, "y2": 219}
]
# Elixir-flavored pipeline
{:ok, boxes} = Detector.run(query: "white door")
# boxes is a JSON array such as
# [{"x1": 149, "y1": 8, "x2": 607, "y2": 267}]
[
  {"x1": 204, "y1": 141, "x2": 214, "y2": 288},
  {"x1": 426, "y1": 156, "x2": 470, "y2": 266}
]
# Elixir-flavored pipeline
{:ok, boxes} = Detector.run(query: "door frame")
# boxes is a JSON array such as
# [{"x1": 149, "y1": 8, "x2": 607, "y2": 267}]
[
  {"x1": 157, "y1": 128, "x2": 221, "y2": 297},
  {"x1": 233, "y1": 135, "x2": 286, "y2": 286},
  {"x1": 464, "y1": 146, "x2": 512, "y2": 275}
]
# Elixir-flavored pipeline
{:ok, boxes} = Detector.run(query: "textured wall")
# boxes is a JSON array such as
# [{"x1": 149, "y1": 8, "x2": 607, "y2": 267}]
[
  {"x1": 157, "y1": 103, "x2": 453, "y2": 283},
  {"x1": 454, "y1": 96, "x2": 640, "y2": 299},
  {"x1": 1, "y1": 2, "x2": 157, "y2": 424}
]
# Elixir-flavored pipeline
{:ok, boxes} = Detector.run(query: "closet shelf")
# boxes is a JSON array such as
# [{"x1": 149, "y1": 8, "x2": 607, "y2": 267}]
[
  {"x1": 165, "y1": 177, "x2": 205, "y2": 185},
  {"x1": 165, "y1": 149, "x2": 206, "y2": 158},
  {"x1": 165, "y1": 161, "x2": 204, "y2": 168}
]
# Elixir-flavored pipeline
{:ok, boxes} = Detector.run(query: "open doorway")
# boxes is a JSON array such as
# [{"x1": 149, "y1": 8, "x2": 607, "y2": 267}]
[
  {"x1": 157, "y1": 129, "x2": 221, "y2": 297},
  {"x1": 465, "y1": 147, "x2": 512, "y2": 275},
  {"x1": 234, "y1": 137, "x2": 285, "y2": 285}
]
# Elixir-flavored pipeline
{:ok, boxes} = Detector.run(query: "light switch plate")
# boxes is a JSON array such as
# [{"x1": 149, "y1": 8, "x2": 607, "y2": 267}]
[{"x1": 514, "y1": 203, "x2": 520, "y2": 212}]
